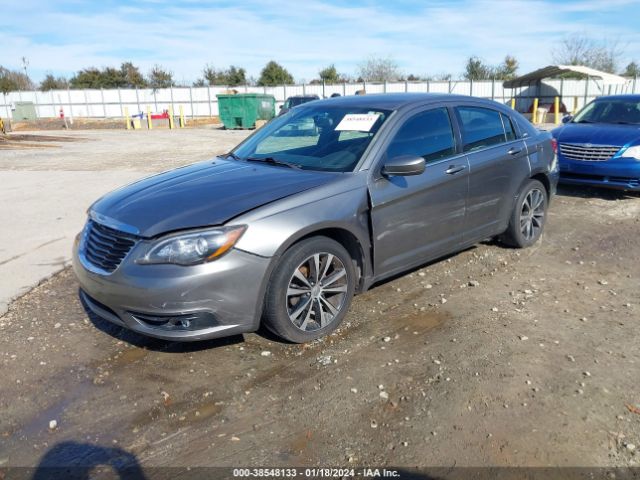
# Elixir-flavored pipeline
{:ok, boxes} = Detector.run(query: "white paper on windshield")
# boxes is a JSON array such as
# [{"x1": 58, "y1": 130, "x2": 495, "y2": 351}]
[{"x1": 335, "y1": 113, "x2": 380, "y2": 132}]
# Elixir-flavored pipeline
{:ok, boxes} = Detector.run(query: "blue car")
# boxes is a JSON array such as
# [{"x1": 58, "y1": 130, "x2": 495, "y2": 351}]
[{"x1": 552, "y1": 94, "x2": 640, "y2": 191}]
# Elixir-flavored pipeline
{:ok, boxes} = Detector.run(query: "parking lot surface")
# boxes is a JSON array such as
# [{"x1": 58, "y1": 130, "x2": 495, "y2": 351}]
[
  {"x1": 0, "y1": 128, "x2": 250, "y2": 314},
  {"x1": 0, "y1": 129, "x2": 639, "y2": 471}
]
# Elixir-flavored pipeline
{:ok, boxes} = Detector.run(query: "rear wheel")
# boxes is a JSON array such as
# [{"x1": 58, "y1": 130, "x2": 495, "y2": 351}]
[
  {"x1": 502, "y1": 179, "x2": 548, "y2": 248},
  {"x1": 263, "y1": 237, "x2": 356, "y2": 343}
]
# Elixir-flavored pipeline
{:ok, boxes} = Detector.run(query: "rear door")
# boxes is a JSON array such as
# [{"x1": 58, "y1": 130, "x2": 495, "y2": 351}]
[
  {"x1": 368, "y1": 105, "x2": 469, "y2": 278},
  {"x1": 454, "y1": 106, "x2": 530, "y2": 242}
]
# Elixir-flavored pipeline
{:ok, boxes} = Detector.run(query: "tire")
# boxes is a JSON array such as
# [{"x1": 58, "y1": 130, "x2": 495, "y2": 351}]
[
  {"x1": 502, "y1": 179, "x2": 548, "y2": 248},
  {"x1": 263, "y1": 236, "x2": 356, "y2": 343}
]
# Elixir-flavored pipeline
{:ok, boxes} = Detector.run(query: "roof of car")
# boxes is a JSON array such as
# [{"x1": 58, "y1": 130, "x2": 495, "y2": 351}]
[
  {"x1": 313, "y1": 92, "x2": 482, "y2": 110},
  {"x1": 594, "y1": 94, "x2": 640, "y2": 101}
]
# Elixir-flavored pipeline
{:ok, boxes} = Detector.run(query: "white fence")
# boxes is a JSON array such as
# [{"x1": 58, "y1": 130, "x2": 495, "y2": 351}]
[{"x1": 2, "y1": 77, "x2": 639, "y2": 120}]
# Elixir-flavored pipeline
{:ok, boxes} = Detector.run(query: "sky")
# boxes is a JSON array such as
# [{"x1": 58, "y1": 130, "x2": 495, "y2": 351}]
[{"x1": 2, "y1": 0, "x2": 640, "y2": 84}]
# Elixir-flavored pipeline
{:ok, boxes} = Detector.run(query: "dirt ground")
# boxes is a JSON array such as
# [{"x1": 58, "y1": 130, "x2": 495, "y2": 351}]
[{"x1": 0, "y1": 128, "x2": 639, "y2": 476}]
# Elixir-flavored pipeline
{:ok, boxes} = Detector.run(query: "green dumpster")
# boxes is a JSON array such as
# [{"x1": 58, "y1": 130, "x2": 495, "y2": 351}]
[{"x1": 216, "y1": 94, "x2": 275, "y2": 129}]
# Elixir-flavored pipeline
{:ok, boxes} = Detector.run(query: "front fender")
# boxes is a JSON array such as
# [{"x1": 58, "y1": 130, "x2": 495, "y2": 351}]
[{"x1": 233, "y1": 185, "x2": 371, "y2": 260}]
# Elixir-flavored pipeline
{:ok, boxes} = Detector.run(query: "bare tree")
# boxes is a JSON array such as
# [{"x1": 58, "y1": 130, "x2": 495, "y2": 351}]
[
  {"x1": 357, "y1": 55, "x2": 400, "y2": 82},
  {"x1": 551, "y1": 34, "x2": 624, "y2": 73}
]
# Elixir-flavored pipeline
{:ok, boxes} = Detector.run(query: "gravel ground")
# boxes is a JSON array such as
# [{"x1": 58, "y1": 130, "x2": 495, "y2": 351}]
[{"x1": 0, "y1": 128, "x2": 639, "y2": 475}]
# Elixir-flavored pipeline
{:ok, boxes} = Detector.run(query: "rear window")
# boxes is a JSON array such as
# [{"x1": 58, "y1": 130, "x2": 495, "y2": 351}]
[{"x1": 456, "y1": 106, "x2": 508, "y2": 152}]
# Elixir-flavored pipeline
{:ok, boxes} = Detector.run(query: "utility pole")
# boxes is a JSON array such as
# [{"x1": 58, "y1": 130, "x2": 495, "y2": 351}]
[{"x1": 21, "y1": 57, "x2": 29, "y2": 79}]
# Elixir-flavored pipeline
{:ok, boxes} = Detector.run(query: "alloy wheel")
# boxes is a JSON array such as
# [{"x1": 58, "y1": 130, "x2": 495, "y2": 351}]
[
  {"x1": 286, "y1": 252, "x2": 349, "y2": 332},
  {"x1": 520, "y1": 188, "x2": 545, "y2": 241}
]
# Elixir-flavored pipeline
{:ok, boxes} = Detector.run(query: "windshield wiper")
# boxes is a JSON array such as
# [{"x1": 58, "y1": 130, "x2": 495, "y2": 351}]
[
  {"x1": 575, "y1": 120, "x2": 594, "y2": 123},
  {"x1": 245, "y1": 156, "x2": 301, "y2": 170},
  {"x1": 225, "y1": 152, "x2": 242, "y2": 161},
  {"x1": 614, "y1": 121, "x2": 638, "y2": 125}
]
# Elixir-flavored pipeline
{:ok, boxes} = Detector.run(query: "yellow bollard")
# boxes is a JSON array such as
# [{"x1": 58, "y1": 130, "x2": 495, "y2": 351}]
[
  {"x1": 572, "y1": 96, "x2": 578, "y2": 115},
  {"x1": 532, "y1": 98, "x2": 539, "y2": 124},
  {"x1": 168, "y1": 105, "x2": 175, "y2": 130},
  {"x1": 554, "y1": 97, "x2": 560, "y2": 125},
  {"x1": 147, "y1": 106, "x2": 152, "y2": 130},
  {"x1": 124, "y1": 107, "x2": 131, "y2": 130},
  {"x1": 510, "y1": 98, "x2": 515, "y2": 110},
  {"x1": 179, "y1": 105, "x2": 185, "y2": 128}
]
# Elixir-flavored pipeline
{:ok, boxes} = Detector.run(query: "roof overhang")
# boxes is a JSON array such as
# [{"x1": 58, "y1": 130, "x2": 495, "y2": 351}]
[{"x1": 503, "y1": 65, "x2": 627, "y2": 88}]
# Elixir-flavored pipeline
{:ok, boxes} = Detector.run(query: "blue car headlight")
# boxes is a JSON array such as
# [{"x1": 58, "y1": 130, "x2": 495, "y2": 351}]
[
  {"x1": 622, "y1": 145, "x2": 640, "y2": 160},
  {"x1": 137, "y1": 225, "x2": 246, "y2": 265}
]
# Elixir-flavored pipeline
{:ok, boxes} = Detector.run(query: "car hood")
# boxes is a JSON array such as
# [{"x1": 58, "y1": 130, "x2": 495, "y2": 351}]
[
  {"x1": 552, "y1": 123, "x2": 640, "y2": 147},
  {"x1": 90, "y1": 159, "x2": 337, "y2": 238}
]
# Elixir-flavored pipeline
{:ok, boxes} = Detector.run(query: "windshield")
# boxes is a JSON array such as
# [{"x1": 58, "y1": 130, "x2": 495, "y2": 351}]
[
  {"x1": 232, "y1": 105, "x2": 392, "y2": 172},
  {"x1": 573, "y1": 98, "x2": 640, "y2": 125}
]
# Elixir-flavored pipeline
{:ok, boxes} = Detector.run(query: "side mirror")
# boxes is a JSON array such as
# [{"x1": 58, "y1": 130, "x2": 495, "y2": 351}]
[
  {"x1": 561, "y1": 115, "x2": 572, "y2": 124},
  {"x1": 382, "y1": 155, "x2": 426, "y2": 176}
]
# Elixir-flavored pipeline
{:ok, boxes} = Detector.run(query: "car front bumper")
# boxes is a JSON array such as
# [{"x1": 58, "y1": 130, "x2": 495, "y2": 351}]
[
  {"x1": 72, "y1": 234, "x2": 273, "y2": 341},
  {"x1": 559, "y1": 156, "x2": 640, "y2": 191}
]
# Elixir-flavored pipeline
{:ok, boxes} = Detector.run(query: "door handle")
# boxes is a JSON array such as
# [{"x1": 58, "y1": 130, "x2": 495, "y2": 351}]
[
  {"x1": 445, "y1": 165, "x2": 466, "y2": 175},
  {"x1": 508, "y1": 147, "x2": 522, "y2": 155}
]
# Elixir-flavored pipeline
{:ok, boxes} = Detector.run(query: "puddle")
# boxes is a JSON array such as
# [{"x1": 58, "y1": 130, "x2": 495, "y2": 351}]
[
  {"x1": 15, "y1": 379, "x2": 93, "y2": 439},
  {"x1": 396, "y1": 310, "x2": 448, "y2": 331},
  {"x1": 112, "y1": 347, "x2": 148, "y2": 367}
]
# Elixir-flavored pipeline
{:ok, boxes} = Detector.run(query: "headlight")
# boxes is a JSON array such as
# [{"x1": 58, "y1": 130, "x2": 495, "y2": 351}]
[
  {"x1": 623, "y1": 145, "x2": 640, "y2": 160},
  {"x1": 137, "y1": 225, "x2": 246, "y2": 266}
]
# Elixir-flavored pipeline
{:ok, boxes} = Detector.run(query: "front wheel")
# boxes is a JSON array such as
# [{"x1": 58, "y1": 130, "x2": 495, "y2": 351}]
[
  {"x1": 263, "y1": 237, "x2": 356, "y2": 343},
  {"x1": 502, "y1": 179, "x2": 548, "y2": 248}
]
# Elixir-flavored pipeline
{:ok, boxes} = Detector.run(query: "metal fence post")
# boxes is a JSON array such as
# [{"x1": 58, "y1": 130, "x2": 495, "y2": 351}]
[
  {"x1": 84, "y1": 90, "x2": 89, "y2": 117},
  {"x1": 118, "y1": 88, "x2": 123, "y2": 117},
  {"x1": 342, "y1": 82, "x2": 346, "y2": 96},
  {"x1": 405, "y1": 80, "x2": 408, "y2": 92},
  {"x1": 491, "y1": 78, "x2": 495, "y2": 100},
  {"x1": 153, "y1": 89, "x2": 158, "y2": 113},
  {"x1": 322, "y1": 80, "x2": 325, "y2": 98},
  {"x1": 426, "y1": 80, "x2": 430, "y2": 93},
  {"x1": 170, "y1": 86, "x2": 175, "y2": 117},
  {"x1": 207, "y1": 86, "x2": 212, "y2": 117},
  {"x1": 584, "y1": 76, "x2": 589, "y2": 107},
  {"x1": 189, "y1": 87, "x2": 194, "y2": 119},
  {"x1": 3, "y1": 92, "x2": 9, "y2": 119},
  {"x1": 101, "y1": 88, "x2": 106, "y2": 117},
  {"x1": 135, "y1": 87, "x2": 140, "y2": 115},
  {"x1": 469, "y1": 79, "x2": 473, "y2": 96},
  {"x1": 67, "y1": 87, "x2": 74, "y2": 124}
]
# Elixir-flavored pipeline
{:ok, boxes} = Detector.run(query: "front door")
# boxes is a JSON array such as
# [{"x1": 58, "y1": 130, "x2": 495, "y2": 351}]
[{"x1": 369, "y1": 106, "x2": 469, "y2": 279}]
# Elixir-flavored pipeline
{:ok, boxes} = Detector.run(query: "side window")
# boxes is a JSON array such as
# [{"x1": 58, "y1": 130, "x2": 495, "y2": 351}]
[
  {"x1": 456, "y1": 106, "x2": 507, "y2": 152},
  {"x1": 501, "y1": 113, "x2": 517, "y2": 141},
  {"x1": 386, "y1": 108, "x2": 456, "y2": 163}
]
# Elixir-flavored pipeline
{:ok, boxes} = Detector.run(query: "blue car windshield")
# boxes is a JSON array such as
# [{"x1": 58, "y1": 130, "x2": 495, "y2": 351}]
[
  {"x1": 573, "y1": 99, "x2": 640, "y2": 125},
  {"x1": 232, "y1": 106, "x2": 392, "y2": 172}
]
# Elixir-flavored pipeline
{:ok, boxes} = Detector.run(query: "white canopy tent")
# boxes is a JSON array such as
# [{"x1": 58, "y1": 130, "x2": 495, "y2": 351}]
[{"x1": 503, "y1": 65, "x2": 628, "y2": 90}]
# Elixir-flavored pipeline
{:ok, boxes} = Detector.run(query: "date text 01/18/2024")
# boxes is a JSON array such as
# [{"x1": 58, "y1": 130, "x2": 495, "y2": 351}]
[{"x1": 232, "y1": 468, "x2": 400, "y2": 477}]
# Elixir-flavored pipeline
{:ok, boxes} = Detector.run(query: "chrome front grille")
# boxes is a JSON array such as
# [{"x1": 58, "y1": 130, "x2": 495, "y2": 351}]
[
  {"x1": 559, "y1": 143, "x2": 620, "y2": 162},
  {"x1": 82, "y1": 220, "x2": 138, "y2": 273}
]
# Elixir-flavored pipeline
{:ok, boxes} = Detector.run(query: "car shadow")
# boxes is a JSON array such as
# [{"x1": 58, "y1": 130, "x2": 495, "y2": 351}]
[
  {"x1": 29, "y1": 441, "x2": 147, "y2": 480},
  {"x1": 79, "y1": 290, "x2": 244, "y2": 353},
  {"x1": 556, "y1": 184, "x2": 639, "y2": 200}
]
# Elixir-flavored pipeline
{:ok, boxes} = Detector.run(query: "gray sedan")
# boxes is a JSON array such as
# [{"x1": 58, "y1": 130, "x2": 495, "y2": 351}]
[{"x1": 73, "y1": 93, "x2": 558, "y2": 343}]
